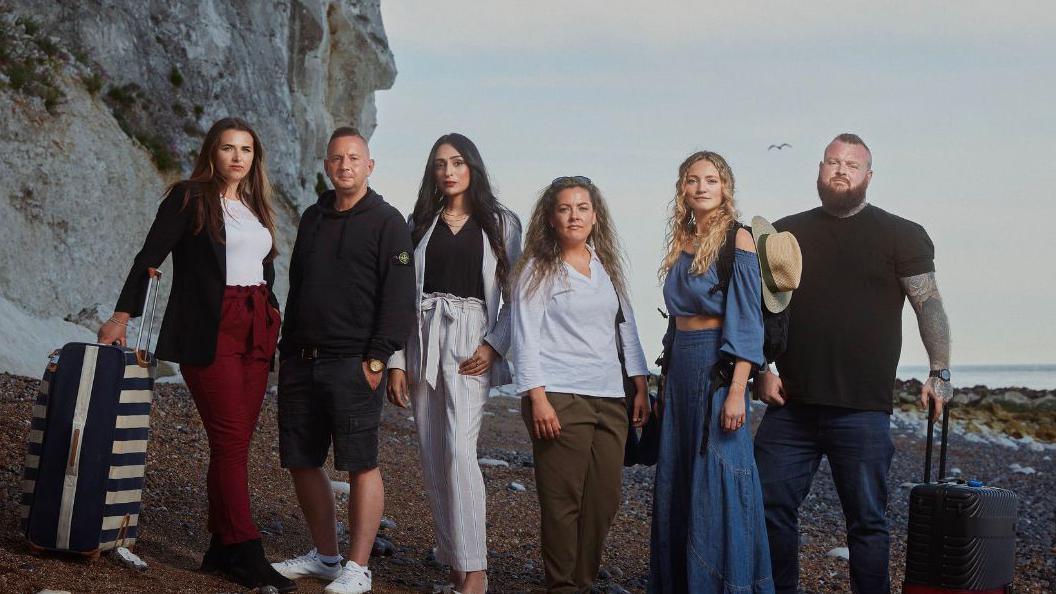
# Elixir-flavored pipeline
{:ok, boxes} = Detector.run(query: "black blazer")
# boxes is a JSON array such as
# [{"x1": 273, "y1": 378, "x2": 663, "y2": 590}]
[{"x1": 115, "y1": 182, "x2": 280, "y2": 365}]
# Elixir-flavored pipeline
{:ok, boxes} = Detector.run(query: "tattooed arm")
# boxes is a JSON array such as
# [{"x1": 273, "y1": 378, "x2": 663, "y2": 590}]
[{"x1": 901, "y1": 271, "x2": 952, "y2": 419}]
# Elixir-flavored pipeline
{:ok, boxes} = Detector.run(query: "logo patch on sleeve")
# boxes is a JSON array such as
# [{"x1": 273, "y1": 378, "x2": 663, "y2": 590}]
[{"x1": 393, "y1": 251, "x2": 411, "y2": 266}]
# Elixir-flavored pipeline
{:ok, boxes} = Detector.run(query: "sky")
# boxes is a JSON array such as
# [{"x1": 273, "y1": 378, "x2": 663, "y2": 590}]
[{"x1": 368, "y1": 1, "x2": 1056, "y2": 366}]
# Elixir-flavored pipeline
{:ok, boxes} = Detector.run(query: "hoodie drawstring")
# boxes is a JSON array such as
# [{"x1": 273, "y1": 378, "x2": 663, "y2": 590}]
[{"x1": 336, "y1": 216, "x2": 350, "y2": 259}]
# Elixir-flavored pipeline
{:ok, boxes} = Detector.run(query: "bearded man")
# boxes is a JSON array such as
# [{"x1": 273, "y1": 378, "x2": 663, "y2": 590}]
[{"x1": 754, "y1": 133, "x2": 953, "y2": 594}]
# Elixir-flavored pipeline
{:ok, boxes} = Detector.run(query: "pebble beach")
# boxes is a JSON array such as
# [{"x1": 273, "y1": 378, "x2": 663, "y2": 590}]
[{"x1": 2, "y1": 372, "x2": 1053, "y2": 593}]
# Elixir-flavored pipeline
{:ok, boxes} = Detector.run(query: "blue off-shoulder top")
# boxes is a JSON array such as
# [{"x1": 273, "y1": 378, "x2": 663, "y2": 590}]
[{"x1": 663, "y1": 249, "x2": 765, "y2": 367}]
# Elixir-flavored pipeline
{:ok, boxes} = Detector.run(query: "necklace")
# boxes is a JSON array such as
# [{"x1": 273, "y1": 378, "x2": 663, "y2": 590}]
[
  {"x1": 442, "y1": 208, "x2": 469, "y2": 220},
  {"x1": 442, "y1": 210, "x2": 469, "y2": 231}
]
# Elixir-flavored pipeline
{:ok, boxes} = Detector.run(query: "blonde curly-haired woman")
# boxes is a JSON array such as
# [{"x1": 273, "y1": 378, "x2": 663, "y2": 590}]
[
  {"x1": 510, "y1": 176, "x2": 650, "y2": 593},
  {"x1": 649, "y1": 152, "x2": 773, "y2": 593}
]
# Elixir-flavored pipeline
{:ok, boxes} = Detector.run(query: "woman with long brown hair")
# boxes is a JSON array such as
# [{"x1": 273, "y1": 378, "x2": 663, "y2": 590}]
[
  {"x1": 385, "y1": 133, "x2": 521, "y2": 594},
  {"x1": 510, "y1": 176, "x2": 650, "y2": 593},
  {"x1": 97, "y1": 118, "x2": 293, "y2": 592},
  {"x1": 649, "y1": 152, "x2": 772, "y2": 593}
]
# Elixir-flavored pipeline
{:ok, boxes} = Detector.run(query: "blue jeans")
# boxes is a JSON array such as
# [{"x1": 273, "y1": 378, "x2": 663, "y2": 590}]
[{"x1": 753, "y1": 404, "x2": 894, "y2": 594}]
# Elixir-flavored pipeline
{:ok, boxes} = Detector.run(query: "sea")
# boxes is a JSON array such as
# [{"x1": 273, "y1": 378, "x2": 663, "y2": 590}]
[{"x1": 896, "y1": 364, "x2": 1056, "y2": 391}]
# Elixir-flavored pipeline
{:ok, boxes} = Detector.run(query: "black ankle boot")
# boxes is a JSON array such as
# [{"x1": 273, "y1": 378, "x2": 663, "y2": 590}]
[
  {"x1": 200, "y1": 533, "x2": 227, "y2": 572},
  {"x1": 223, "y1": 538, "x2": 296, "y2": 593}
]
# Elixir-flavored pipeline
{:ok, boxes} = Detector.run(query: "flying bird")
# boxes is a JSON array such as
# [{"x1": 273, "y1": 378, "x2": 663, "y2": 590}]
[{"x1": 768, "y1": 143, "x2": 791, "y2": 151}]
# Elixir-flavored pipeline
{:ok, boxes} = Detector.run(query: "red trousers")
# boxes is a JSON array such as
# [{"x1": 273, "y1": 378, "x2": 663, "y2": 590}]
[{"x1": 181, "y1": 285, "x2": 279, "y2": 545}]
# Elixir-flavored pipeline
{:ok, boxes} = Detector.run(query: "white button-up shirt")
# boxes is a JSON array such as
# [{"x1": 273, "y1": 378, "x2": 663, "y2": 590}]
[{"x1": 510, "y1": 247, "x2": 649, "y2": 398}]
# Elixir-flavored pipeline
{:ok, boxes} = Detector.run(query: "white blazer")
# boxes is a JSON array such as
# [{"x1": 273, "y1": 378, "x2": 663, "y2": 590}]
[{"x1": 388, "y1": 210, "x2": 523, "y2": 387}]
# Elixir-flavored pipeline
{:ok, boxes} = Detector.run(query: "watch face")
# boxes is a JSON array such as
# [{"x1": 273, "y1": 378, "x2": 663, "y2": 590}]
[
  {"x1": 369, "y1": 360, "x2": 384, "y2": 373},
  {"x1": 931, "y1": 369, "x2": 951, "y2": 381}
]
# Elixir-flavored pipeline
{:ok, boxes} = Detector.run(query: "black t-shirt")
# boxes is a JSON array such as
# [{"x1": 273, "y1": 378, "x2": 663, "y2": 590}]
[
  {"x1": 423, "y1": 218, "x2": 485, "y2": 299},
  {"x1": 774, "y1": 204, "x2": 935, "y2": 412}
]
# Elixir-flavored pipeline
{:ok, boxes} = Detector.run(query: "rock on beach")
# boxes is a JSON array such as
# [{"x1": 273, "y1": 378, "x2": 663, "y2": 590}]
[
  {"x1": 825, "y1": 547, "x2": 850, "y2": 560},
  {"x1": 478, "y1": 457, "x2": 509, "y2": 468}
]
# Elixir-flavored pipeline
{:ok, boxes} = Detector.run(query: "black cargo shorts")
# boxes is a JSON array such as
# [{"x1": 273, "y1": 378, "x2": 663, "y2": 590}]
[{"x1": 277, "y1": 354, "x2": 383, "y2": 472}]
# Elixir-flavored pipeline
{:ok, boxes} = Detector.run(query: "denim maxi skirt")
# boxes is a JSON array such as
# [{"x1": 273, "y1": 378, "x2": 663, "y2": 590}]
[{"x1": 649, "y1": 328, "x2": 774, "y2": 593}]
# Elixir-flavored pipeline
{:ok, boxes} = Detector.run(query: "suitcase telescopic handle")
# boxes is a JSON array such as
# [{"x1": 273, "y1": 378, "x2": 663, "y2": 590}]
[
  {"x1": 922, "y1": 398, "x2": 951, "y2": 483},
  {"x1": 134, "y1": 268, "x2": 163, "y2": 368}
]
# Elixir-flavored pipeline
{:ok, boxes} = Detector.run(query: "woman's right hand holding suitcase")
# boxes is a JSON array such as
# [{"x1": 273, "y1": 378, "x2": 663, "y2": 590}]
[
  {"x1": 102, "y1": 267, "x2": 162, "y2": 348},
  {"x1": 97, "y1": 312, "x2": 130, "y2": 346}
]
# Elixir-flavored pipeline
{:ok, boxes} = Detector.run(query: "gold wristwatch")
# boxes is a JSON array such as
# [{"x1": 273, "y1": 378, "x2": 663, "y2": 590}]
[{"x1": 367, "y1": 358, "x2": 385, "y2": 373}]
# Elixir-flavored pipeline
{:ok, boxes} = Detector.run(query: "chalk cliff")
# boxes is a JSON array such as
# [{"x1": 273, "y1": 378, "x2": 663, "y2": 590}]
[{"x1": 0, "y1": 0, "x2": 395, "y2": 375}]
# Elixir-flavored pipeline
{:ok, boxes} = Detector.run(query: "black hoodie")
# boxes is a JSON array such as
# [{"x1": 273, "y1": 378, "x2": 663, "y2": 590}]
[{"x1": 279, "y1": 188, "x2": 415, "y2": 361}]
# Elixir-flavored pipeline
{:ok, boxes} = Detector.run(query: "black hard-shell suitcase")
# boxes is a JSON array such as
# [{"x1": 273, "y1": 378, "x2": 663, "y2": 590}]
[
  {"x1": 903, "y1": 401, "x2": 1017, "y2": 593},
  {"x1": 20, "y1": 272, "x2": 162, "y2": 558}
]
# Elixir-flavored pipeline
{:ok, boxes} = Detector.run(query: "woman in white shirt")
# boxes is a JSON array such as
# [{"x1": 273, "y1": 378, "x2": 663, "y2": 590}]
[
  {"x1": 511, "y1": 176, "x2": 650, "y2": 593},
  {"x1": 98, "y1": 118, "x2": 291, "y2": 592}
]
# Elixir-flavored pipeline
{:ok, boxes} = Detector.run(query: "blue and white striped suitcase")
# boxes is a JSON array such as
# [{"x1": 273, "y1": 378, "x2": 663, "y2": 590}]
[{"x1": 20, "y1": 273, "x2": 161, "y2": 558}]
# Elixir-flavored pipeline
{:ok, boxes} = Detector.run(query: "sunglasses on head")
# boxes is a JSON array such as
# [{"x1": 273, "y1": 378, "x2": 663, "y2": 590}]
[{"x1": 551, "y1": 175, "x2": 592, "y2": 186}]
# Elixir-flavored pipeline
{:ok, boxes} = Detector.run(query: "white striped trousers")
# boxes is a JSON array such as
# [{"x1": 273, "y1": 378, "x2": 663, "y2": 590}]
[{"x1": 412, "y1": 293, "x2": 491, "y2": 571}]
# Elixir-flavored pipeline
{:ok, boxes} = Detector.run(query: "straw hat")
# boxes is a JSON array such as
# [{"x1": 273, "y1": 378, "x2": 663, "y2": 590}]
[{"x1": 751, "y1": 216, "x2": 802, "y2": 313}]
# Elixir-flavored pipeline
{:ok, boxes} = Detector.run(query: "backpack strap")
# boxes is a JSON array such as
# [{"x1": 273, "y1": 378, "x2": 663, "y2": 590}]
[{"x1": 708, "y1": 222, "x2": 748, "y2": 295}]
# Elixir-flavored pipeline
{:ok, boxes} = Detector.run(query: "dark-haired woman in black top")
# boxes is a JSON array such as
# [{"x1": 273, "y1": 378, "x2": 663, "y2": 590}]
[{"x1": 386, "y1": 133, "x2": 521, "y2": 594}]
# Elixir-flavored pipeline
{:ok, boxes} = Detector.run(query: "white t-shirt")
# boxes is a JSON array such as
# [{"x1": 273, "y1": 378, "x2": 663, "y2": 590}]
[{"x1": 221, "y1": 199, "x2": 271, "y2": 286}]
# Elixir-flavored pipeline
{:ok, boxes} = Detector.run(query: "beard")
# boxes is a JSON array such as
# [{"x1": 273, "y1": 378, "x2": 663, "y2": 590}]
[{"x1": 817, "y1": 175, "x2": 868, "y2": 216}]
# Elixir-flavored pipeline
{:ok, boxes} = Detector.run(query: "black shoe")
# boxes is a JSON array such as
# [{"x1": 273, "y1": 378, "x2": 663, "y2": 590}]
[
  {"x1": 200, "y1": 533, "x2": 227, "y2": 573},
  {"x1": 223, "y1": 539, "x2": 297, "y2": 593}
]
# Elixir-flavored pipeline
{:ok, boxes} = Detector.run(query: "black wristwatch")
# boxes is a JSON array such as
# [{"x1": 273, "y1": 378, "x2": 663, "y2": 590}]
[{"x1": 928, "y1": 368, "x2": 951, "y2": 382}]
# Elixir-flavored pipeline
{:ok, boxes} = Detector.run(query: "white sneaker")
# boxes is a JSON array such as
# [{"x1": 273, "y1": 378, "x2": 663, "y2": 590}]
[
  {"x1": 271, "y1": 548, "x2": 344, "y2": 581},
  {"x1": 324, "y1": 560, "x2": 373, "y2": 594}
]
